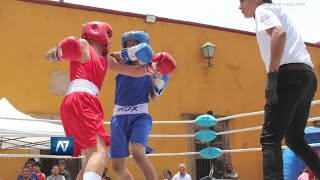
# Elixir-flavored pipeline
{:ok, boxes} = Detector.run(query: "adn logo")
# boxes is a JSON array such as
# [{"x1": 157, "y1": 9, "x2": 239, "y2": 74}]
[{"x1": 51, "y1": 137, "x2": 74, "y2": 156}]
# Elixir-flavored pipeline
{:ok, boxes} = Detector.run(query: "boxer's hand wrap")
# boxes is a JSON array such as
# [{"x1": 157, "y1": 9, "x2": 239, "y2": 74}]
[
  {"x1": 154, "y1": 74, "x2": 170, "y2": 96},
  {"x1": 49, "y1": 48, "x2": 60, "y2": 62}
]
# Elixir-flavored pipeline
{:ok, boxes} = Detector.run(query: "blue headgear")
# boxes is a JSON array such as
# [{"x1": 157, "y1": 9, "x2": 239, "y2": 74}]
[{"x1": 121, "y1": 31, "x2": 149, "y2": 48}]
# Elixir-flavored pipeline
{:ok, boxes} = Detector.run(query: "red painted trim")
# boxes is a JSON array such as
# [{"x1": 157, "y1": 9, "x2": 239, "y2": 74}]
[
  {"x1": 17, "y1": 0, "x2": 320, "y2": 47},
  {"x1": 306, "y1": 42, "x2": 320, "y2": 48}
]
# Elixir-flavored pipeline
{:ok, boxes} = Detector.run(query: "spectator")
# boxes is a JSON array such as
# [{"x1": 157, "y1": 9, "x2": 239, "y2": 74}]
[
  {"x1": 223, "y1": 164, "x2": 238, "y2": 180},
  {"x1": 306, "y1": 166, "x2": 317, "y2": 180},
  {"x1": 46, "y1": 165, "x2": 65, "y2": 180},
  {"x1": 27, "y1": 158, "x2": 36, "y2": 164},
  {"x1": 58, "y1": 160, "x2": 71, "y2": 180},
  {"x1": 313, "y1": 120, "x2": 320, "y2": 128},
  {"x1": 18, "y1": 166, "x2": 35, "y2": 180},
  {"x1": 163, "y1": 169, "x2": 172, "y2": 180},
  {"x1": 33, "y1": 161, "x2": 45, "y2": 180},
  {"x1": 172, "y1": 164, "x2": 192, "y2": 180},
  {"x1": 17, "y1": 161, "x2": 39, "y2": 180},
  {"x1": 298, "y1": 169, "x2": 309, "y2": 180}
]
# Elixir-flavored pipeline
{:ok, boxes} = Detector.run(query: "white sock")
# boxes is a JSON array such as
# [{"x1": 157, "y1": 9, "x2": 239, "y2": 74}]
[{"x1": 83, "y1": 172, "x2": 101, "y2": 180}]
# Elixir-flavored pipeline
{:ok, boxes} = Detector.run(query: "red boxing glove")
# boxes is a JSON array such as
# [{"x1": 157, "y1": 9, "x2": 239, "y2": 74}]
[
  {"x1": 146, "y1": 52, "x2": 176, "y2": 75},
  {"x1": 55, "y1": 36, "x2": 82, "y2": 61}
]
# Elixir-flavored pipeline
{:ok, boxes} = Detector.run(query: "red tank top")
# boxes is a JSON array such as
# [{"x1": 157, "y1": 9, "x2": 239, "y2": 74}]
[
  {"x1": 37, "y1": 173, "x2": 45, "y2": 180},
  {"x1": 69, "y1": 45, "x2": 108, "y2": 90}
]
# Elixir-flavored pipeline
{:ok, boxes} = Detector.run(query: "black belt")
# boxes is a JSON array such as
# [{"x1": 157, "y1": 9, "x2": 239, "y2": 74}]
[{"x1": 279, "y1": 63, "x2": 313, "y2": 73}]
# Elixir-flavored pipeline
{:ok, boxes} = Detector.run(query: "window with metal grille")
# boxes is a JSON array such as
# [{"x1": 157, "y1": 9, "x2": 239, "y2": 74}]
[{"x1": 183, "y1": 112, "x2": 231, "y2": 180}]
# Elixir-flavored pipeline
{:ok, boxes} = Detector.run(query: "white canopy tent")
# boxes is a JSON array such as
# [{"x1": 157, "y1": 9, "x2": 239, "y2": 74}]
[{"x1": 0, "y1": 97, "x2": 65, "y2": 151}]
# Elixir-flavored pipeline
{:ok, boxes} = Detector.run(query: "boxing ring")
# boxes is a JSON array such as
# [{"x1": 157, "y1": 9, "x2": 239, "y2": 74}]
[{"x1": 1, "y1": 97, "x2": 320, "y2": 179}]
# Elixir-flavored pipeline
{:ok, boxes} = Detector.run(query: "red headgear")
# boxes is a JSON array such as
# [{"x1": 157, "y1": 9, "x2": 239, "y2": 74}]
[{"x1": 81, "y1": 21, "x2": 113, "y2": 55}]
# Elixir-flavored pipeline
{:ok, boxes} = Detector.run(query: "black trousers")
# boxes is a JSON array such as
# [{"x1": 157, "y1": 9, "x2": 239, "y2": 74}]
[{"x1": 260, "y1": 63, "x2": 320, "y2": 180}]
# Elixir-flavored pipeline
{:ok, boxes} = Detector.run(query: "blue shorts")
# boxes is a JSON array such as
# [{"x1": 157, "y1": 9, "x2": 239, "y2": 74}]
[{"x1": 109, "y1": 113, "x2": 152, "y2": 158}]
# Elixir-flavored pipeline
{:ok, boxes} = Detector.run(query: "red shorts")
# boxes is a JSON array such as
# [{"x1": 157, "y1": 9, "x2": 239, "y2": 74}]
[{"x1": 60, "y1": 92, "x2": 110, "y2": 157}]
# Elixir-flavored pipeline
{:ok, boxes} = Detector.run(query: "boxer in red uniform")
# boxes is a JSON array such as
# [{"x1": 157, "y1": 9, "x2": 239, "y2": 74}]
[{"x1": 45, "y1": 21, "x2": 176, "y2": 180}]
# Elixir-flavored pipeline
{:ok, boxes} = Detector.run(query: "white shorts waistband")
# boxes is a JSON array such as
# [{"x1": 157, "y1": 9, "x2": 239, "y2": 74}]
[
  {"x1": 67, "y1": 79, "x2": 99, "y2": 96},
  {"x1": 113, "y1": 103, "x2": 149, "y2": 116}
]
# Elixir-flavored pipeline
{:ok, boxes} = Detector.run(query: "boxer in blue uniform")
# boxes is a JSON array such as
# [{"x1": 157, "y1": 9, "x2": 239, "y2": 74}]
[{"x1": 109, "y1": 31, "x2": 171, "y2": 180}]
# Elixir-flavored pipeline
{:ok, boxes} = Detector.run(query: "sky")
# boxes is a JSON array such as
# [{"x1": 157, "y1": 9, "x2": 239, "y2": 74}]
[{"x1": 55, "y1": 0, "x2": 319, "y2": 43}]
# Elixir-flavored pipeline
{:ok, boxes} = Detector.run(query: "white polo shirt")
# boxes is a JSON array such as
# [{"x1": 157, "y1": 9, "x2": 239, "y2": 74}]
[
  {"x1": 172, "y1": 172, "x2": 192, "y2": 180},
  {"x1": 255, "y1": 3, "x2": 313, "y2": 72}
]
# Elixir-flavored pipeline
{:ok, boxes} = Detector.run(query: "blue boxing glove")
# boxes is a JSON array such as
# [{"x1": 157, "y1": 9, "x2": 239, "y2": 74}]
[
  {"x1": 120, "y1": 43, "x2": 154, "y2": 65},
  {"x1": 154, "y1": 74, "x2": 170, "y2": 96}
]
